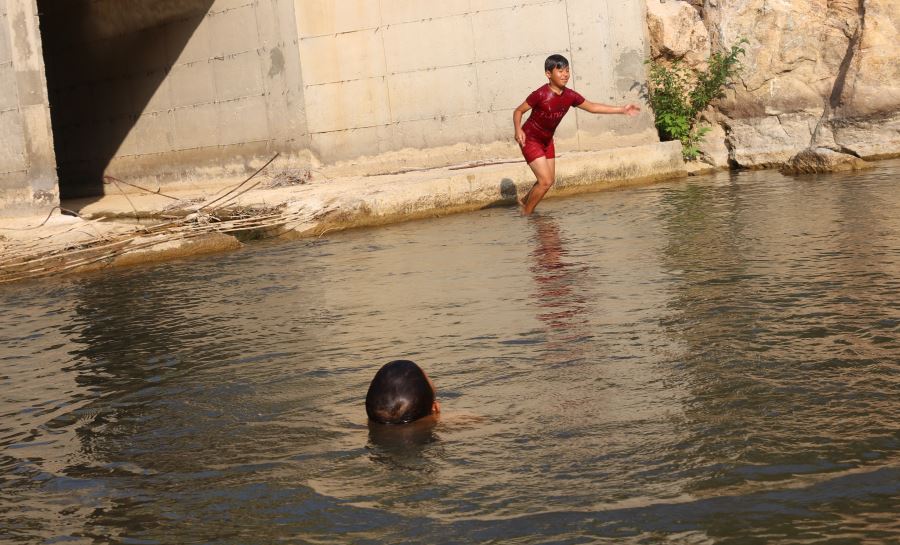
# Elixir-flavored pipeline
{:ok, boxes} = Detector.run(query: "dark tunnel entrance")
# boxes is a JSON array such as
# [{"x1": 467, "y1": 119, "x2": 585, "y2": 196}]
[{"x1": 36, "y1": 0, "x2": 214, "y2": 199}]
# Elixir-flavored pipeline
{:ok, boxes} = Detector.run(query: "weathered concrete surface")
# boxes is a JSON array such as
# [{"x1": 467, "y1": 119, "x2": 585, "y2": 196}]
[
  {"x1": 1, "y1": 142, "x2": 685, "y2": 282},
  {"x1": 645, "y1": 0, "x2": 900, "y2": 170},
  {"x1": 26, "y1": 0, "x2": 658, "y2": 206},
  {"x1": 36, "y1": 0, "x2": 304, "y2": 199},
  {"x1": 0, "y1": 0, "x2": 58, "y2": 216},
  {"x1": 71, "y1": 142, "x2": 685, "y2": 231}
]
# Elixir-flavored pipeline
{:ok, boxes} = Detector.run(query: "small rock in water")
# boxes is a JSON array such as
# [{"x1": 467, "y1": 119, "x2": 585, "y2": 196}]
[{"x1": 780, "y1": 148, "x2": 871, "y2": 175}]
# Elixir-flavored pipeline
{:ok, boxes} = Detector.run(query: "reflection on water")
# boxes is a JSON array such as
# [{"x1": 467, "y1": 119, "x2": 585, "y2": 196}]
[
  {"x1": 528, "y1": 215, "x2": 591, "y2": 360},
  {"x1": 1, "y1": 163, "x2": 899, "y2": 544},
  {"x1": 367, "y1": 420, "x2": 441, "y2": 472}
]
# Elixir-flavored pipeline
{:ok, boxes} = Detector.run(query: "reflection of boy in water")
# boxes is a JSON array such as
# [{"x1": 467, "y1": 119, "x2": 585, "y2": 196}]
[
  {"x1": 514, "y1": 54, "x2": 641, "y2": 215},
  {"x1": 365, "y1": 360, "x2": 440, "y2": 425},
  {"x1": 530, "y1": 215, "x2": 589, "y2": 346}
]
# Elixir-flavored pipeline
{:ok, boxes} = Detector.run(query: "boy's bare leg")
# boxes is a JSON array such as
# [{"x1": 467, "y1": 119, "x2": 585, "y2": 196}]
[{"x1": 521, "y1": 156, "x2": 555, "y2": 215}]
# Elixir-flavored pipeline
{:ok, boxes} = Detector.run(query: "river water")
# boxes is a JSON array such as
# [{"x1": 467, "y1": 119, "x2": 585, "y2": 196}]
[{"x1": 2, "y1": 163, "x2": 899, "y2": 544}]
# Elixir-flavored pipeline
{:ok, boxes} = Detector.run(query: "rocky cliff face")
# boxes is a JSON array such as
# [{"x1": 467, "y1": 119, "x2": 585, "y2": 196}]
[{"x1": 645, "y1": 0, "x2": 900, "y2": 170}]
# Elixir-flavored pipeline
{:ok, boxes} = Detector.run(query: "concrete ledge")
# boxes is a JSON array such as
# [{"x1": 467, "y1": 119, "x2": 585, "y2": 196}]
[
  {"x1": 2, "y1": 141, "x2": 686, "y2": 283},
  {"x1": 285, "y1": 141, "x2": 686, "y2": 235}
]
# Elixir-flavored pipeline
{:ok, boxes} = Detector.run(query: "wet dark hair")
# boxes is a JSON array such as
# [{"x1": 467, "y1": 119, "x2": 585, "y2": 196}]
[
  {"x1": 365, "y1": 360, "x2": 435, "y2": 424},
  {"x1": 544, "y1": 54, "x2": 570, "y2": 72}
]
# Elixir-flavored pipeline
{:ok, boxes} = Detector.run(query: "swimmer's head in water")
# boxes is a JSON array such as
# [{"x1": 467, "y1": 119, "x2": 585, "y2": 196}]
[{"x1": 366, "y1": 360, "x2": 437, "y2": 424}]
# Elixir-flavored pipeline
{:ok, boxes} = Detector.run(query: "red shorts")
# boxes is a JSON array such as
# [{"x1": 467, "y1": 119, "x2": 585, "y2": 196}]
[{"x1": 520, "y1": 133, "x2": 555, "y2": 163}]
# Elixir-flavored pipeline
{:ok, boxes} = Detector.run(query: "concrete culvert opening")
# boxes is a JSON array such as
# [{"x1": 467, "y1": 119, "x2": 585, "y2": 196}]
[{"x1": 37, "y1": 0, "x2": 214, "y2": 200}]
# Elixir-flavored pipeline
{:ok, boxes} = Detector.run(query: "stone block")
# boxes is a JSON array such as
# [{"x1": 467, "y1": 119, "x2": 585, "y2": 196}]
[
  {"x1": 729, "y1": 113, "x2": 818, "y2": 168},
  {"x1": 382, "y1": 15, "x2": 474, "y2": 74},
  {"x1": 694, "y1": 121, "x2": 729, "y2": 167},
  {"x1": 395, "y1": 113, "x2": 482, "y2": 149},
  {"x1": 392, "y1": 117, "x2": 432, "y2": 149},
  {"x1": 299, "y1": 29, "x2": 385, "y2": 86},
  {"x1": 644, "y1": 0, "x2": 710, "y2": 65},
  {"x1": 472, "y1": 3, "x2": 570, "y2": 62},
  {"x1": 169, "y1": 62, "x2": 217, "y2": 109},
  {"x1": 91, "y1": 78, "x2": 135, "y2": 118},
  {"x1": 310, "y1": 125, "x2": 391, "y2": 163},
  {"x1": 295, "y1": 0, "x2": 381, "y2": 38},
  {"x1": 210, "y1": 4, "x2": 260, "y2": 56},
  {"x1": 552, "y1": 112, "x2": 579, "y2": 145},
  {"x1": 20, "y1": 105, "x2": 57, "y2": 179},
  {"x1": 170, "y1": 18, "x2": 211, "y2": 65},
  {"x1": 209, "y1": 0, "x2": 252, "y2": 14},
  {"x1": 213, "y1": 52, "x2": 265, "y2": 101},
  {"x1": 15, "y1": 69, "x2": 45, "y2": 107},
  {"x1": 483, "y1": 110, "x2": 516, "y2": 144},
  {"x1": 0, "y1": 68, "x2": 17, "y2": 111},
  {"x1": 45, "y1": 47, "x2": 86, "y2": 88},
  {"x1": 0, "y1": 110, "x2": 25, "y2": 171},
  {"x1": 119, "y1": 111, "x2": 175, "y2": 156},
  {"x1": 54, "y1": 117, "x2": 98, "y2": 165},
  {"x1": 600, "y1": 0, "x2": 646, "y2": 53},
  {"x1": 574, "y1": 108, "x2": 652, "y2": 144},
  {"x1": 564, "y1": 0, "x2": 617, "y2": 100},
  {"x1": 134, "y1": 72, "x2": 172, "y2": 114},
  {"x1": 475, "y1": 0, "x2": 550, "y2": 10},
  {"x1": 387, "y1": 65, "x2": 478, "y2": 123},
  {"x1": 432, "y1": 113, "x2": 484, "y2": 147},
  {"x1": 834, "y1": 115, "x2": 900, "y2": 159},
  {"x1": 475, "y1": 55, "x2": 545, "y2": 113},
  {"x1": 304, "y1": 78, "x2": 391, "y2": 133},
  {"x1": 217, "y1": 95, "x2": 270, "y2": 145},
  {"x1": 781, "y1": 148, "x2": 871, "y2": 174},
  {"x1": 0, "y1": 17, "x2": 11, "y2": 65},
  {"x1": 380, "y1": 0, "x2": 470, "y2": 25},
  {"x1": 173, "y1": 103, "x2": 219, "y2": 150}
]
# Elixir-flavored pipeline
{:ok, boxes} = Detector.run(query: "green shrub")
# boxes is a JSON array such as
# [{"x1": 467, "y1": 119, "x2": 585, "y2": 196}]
[{"x1": 646, "y1": 40, "x2": 747, "y2": 160}]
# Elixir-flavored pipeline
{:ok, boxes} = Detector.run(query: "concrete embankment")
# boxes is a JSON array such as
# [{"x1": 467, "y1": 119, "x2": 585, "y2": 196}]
[{"x1": 0, "y1": 142, "x2": 685, "y2": 284}]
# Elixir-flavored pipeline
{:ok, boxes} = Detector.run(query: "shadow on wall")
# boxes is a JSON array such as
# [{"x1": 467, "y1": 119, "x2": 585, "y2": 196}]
[{"x1": 36, "y1": 0, "x2": 214, "y2": 199}]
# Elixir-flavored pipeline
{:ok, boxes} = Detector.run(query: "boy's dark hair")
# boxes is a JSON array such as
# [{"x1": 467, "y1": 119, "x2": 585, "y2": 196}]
[
  {"x1": 366, "y1": 360, "x2": 435, "y2": 424},
  {"x1": 544, "y1": 54, "x2": 569, "y2": 72}
]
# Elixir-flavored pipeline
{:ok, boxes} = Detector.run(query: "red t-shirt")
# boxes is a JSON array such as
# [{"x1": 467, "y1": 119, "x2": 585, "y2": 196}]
[{"x1": 522, "y1": 84, "x2": 585, "y2": 140}]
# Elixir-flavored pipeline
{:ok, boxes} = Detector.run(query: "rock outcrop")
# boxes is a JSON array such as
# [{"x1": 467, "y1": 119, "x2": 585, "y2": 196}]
[
  {"x1": 645, "y1": 0, "x2": 900, "y2": 170},
  {"x1": 780, "y1": 147, "x2": 872, "y2": 174}
]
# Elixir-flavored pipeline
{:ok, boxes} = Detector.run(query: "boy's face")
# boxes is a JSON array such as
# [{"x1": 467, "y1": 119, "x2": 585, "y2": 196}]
[{"x1": 546, "y1": 65, "x2": 570, "y2": 88}]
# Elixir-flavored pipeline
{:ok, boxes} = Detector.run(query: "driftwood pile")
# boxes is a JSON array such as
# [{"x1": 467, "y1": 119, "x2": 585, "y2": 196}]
[{"x1": 0, "y1": 154, "x2": 330, "y2": 284}]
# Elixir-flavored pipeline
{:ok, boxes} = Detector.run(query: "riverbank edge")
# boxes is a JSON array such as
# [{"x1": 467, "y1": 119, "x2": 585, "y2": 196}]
[{"x1": 1, "y1": 141, "x2": 686, "y2": 284}]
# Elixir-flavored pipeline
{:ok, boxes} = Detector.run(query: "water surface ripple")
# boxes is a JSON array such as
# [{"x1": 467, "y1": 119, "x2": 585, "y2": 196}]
[{"x1": 2, "y1": 165, "x2": 899, "y2": 544}]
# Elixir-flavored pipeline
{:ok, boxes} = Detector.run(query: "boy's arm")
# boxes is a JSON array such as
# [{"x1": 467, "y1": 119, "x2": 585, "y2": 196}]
[
  {"x1": 577, "y1": 100, "x2": 641, "y2": 116},
  {"x1": 513, "y1": 101, "x2": 531, "y2": 147}
]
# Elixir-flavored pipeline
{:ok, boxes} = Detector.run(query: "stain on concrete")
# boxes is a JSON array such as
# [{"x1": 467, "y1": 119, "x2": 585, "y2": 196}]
[
  {"x1": 32, "y1": 189, "x2": 56, "y2": 204},
  {"x1": 12, "y1": 11, "x2": 33, "y2": 62},
  {"x1": 268, "y1": 47, "x2": 284, "y2": 78},
  {"x1": 615, "y1": 48, "x2": 644, "y2": 95}
]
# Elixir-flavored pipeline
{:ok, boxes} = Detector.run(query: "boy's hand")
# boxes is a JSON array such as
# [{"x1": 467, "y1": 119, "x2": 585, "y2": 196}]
[
  {"x1": 515, "y1": 129, "x2": 526, "y2": 147},
  {"x1": 623, "y1": 104, "x2": 641, "y2": 116}
]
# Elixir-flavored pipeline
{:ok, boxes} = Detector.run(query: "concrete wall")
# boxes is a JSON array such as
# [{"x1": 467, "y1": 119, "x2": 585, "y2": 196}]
[
  {"x1": 2, "y1": 0, "x2": 659, "y2": 211},
  {"x1": 38, "y1": 0, "x2": 307, "y2": 198},
  {"x1": 296, "y1": 0, "x2": 659, "y2": 174},
  {"x1": 0, "y1": 0, "x2": 58, "y2": 216}
]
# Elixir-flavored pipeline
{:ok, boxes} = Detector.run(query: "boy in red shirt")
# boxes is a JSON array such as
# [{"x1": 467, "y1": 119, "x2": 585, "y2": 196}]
[{"x1": 514, "y1": 54, "x2": 641, "y2": 215}]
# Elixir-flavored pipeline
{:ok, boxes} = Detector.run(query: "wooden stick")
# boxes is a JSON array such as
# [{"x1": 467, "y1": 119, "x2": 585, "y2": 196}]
[{"x1": 199, "y1": 153, "x2": 279, "y2": 212}]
